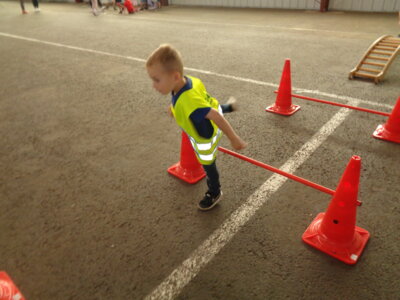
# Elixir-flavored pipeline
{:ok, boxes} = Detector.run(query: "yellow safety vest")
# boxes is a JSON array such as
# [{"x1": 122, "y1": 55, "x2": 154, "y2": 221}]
[{"x1": 171, "y1": 76, "x2": 223, "y2": 165}]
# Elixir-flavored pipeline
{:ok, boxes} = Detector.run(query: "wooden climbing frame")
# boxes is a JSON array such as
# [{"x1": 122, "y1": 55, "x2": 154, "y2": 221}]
[{"x1": 349, "y1": 35, "x2": 400, "y2": 84}]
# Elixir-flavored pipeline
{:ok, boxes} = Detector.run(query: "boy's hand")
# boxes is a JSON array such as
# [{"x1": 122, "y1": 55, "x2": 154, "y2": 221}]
[
  {"x1": 205, "y1": 109, "x2": 247, "y2": 150},
  {"x1": 231, "y1": 135, "x2": 247, "y2": 150}
]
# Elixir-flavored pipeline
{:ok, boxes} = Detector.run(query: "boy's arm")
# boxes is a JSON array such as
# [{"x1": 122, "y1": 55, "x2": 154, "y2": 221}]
[{"x1": 205, "y1": 108, "x2": 247, "y2": 150}]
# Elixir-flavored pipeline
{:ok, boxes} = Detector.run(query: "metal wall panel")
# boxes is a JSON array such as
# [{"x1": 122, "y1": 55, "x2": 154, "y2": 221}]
[
  {"x1": 359, "y1": 0, "x2": 374, "y2": 12},
  {"x1": 170, "y1": 0, "x2": 399, "y2": 12},
  {"x1": 170, "y1": 0, "x2": 319, "y2": 9},
  {"x1": 330, "y1": 0, "x2": 399, "y2": 12}
]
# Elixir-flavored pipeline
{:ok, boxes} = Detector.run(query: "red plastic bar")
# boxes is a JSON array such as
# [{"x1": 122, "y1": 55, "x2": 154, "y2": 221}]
[
  {"x1": 292, "y1": 93, "x2": 391, "y2": 117},
  {"x1": 274, "y1": 91, "x2": 391, "y2": 117},
  {"x1": 218, "y1": 147, "x2": 335, "y2": 196}
]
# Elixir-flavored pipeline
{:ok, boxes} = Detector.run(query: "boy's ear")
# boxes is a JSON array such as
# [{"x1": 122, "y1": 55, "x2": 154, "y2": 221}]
[{"x1": 173, "y1": 71, "x2": 181, "y2": 81}]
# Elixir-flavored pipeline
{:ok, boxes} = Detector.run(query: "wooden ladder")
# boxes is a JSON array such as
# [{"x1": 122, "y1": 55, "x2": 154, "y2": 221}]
[{"x1": 349, "y1": 35, "x2": 400, "y2": 84}]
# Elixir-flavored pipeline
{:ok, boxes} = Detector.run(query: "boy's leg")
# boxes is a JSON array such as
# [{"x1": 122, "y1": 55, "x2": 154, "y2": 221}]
[
  {"x1": 221, "y1": 96, "x2": 238, "y2": 114},
  {"x1": 198, "y1": 160, "x2": 223, "y2": 211},
  {"x1": 33, "y1": 0, "x2": 40, "y2": 12},
  {"x1": 20, "y1": 0, "x2": 26, "y2": 12},
  {"x1": 91, "y1": 0, "x2": 100, "y2": 15},
  {"x1": 203, "y1": 160, "x2": 221, "y2": 197},
  {"x1": 221, "y1": 104, "x2": 233, "y2": 114},
  {"x1": 117, "y1": 3, "x2": 123, "y2": 13}
]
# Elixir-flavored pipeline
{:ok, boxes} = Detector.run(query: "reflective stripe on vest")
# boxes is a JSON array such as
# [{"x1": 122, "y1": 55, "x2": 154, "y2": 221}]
[
  {"x1": 188, "y1": 129, "x2": 222, "y2": 161},
  {"x1": 188, "y1": 129, "x2": 222, "y2": 152},
  {"x1": 197, "y1": 147, "x2": 219, "y2": 162},
  {"x1": 187, "y1": 105, "x2": 223, "y2": 159}
]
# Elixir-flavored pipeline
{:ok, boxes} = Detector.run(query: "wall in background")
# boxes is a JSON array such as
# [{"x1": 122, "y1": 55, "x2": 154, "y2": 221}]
[
  {"x1": 330, "y1": 0, "x2": 399, "y2": 12},
  {"x1": 169, "y1": 0, "x2": 400, "y2": 12},
  {"x1": 169, "y1": 0, "x2": 319, "y2": 10}
]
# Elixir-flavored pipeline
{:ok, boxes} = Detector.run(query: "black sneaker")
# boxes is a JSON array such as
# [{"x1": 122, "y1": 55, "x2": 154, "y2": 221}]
[
  {"x1": 198, "y1": 191, "x2": 223, "y2": 211},
  {"x1": 227, "y1": 96, "x2": 238, "y2": 112}
]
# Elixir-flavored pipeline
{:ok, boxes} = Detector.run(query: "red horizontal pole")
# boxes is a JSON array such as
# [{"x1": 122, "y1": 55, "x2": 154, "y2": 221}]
[
  {"x1": 274, "y1": 91, "x2": 391, "y2": 117},
  {"x1": 218, "y1": 147, "x2": 335, "y2": 196}
]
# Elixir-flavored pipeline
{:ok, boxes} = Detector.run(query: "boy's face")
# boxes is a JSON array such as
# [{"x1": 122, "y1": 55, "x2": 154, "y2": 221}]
[{"x1": 147, "y1": 63, "x2": 179, "y2": 95}]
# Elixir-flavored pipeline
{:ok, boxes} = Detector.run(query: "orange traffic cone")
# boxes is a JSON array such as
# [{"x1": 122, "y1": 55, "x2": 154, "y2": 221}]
[
  {"x1": 373, "y1": 96, "x2": 400, "y2": 144},
  {"x1": 266, "y1": 59, "x2": 300, "y2": 116},
  {"x1": 302, "y1": 155, "x2": 370, "y2": 265},
  {"x1": 167, "y1": 131, "x2": 206, "y2": 184},
  {"x1": 0, "y1": 271, "x2": 25, "y2": 300}
]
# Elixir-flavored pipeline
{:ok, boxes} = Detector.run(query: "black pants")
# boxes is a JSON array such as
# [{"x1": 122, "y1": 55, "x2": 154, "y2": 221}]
[
  {"x1": 203, "y1": 161, "x2": 220, "y2": 197},
  {"x1": 201, "y1": 103, "x2": 233, "y2": 197},
  {"x1": 20, "y1": 0, "x2": 39, "y2": 10}
]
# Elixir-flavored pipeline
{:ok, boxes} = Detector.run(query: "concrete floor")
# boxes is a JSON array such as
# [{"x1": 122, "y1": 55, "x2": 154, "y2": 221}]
[{"x1": 0, "y1": 1, "x2": 399, "y2": 299}]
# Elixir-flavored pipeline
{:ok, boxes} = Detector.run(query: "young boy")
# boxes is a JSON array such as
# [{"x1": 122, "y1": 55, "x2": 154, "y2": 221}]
[{"x1": 146, "y1": 44, "x2": 247, "y2": 211}]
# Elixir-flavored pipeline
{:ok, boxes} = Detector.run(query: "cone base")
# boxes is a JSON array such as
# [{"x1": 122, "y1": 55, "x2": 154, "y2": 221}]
[
  {"x1": 265, "y1": 104, "x2": 300, "y2": 116},
  {"x1": 167, "y1": 162, "x2": 206, "y2": 184},
  {"x1": 0, "y1": 271, "x2": 25, "y2": 300},
  {"x1": 302, "y1": 213, "x2": 370, "y2": 265},
  {"x1": 372, "y1": 124, "x2": 400, "y2": 144}
]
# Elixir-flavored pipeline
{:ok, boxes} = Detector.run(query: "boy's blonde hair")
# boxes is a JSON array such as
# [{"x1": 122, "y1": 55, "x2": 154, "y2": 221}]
[{"x1": 146, "y1": 44, "x2": 184, "y2": 75}]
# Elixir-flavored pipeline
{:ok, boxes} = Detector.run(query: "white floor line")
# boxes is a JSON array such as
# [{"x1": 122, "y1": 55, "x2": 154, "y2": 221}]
[
  {"x1": 144, "y1": 104, "x2": 358, "y2": 300},
  {"x1": 185, "y1": 66, "x2": 393, "y2": 110},
  {"x1": 133, "y1": 16, "x2": 376, "y2": 36},
  {"x1": 0, "y1": 32, "x2": 146, "y2": 64},
  {"x1": 0, "y1": 32, "x2": 393, "y2": 111}
]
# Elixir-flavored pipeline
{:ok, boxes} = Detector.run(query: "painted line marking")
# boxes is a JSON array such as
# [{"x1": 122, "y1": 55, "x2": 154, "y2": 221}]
[
  {"x1": 132, "y1": 16, "x2": 378, "y2": 36},
  {"x1": 144, "y1": 104, "x2": 358, "y2": 300},
  {"x1": 0, "y1": 32, "x2": 393, "y2": 111}
]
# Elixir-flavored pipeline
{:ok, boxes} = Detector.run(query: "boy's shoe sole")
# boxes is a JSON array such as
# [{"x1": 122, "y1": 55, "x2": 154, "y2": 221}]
[{"x1": 198, "y1": 191, "x2": 223, "y2": 211}]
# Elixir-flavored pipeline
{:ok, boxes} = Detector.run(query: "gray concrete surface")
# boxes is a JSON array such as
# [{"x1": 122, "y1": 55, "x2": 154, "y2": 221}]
[{"x1": 0, "y1": 2, "x2": 399, "y2": 299}]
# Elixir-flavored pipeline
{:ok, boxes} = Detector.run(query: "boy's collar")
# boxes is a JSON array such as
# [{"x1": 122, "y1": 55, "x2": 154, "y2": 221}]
[
  {"x1": 172, "y1": 76, "x2": 188, "y2": 95},
  {"x1": 171, "y1": 76, "x2": 193, "y2": 107}
]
